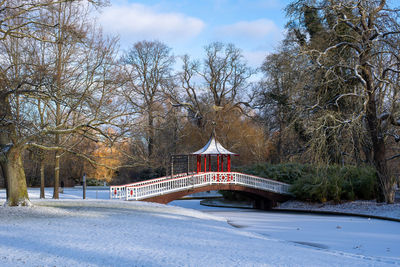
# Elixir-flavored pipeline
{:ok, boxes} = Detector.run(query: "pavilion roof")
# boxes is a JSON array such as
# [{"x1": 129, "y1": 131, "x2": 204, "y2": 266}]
[{"x1": 192, "y1": 133, "x2": 237, "y2": 155}]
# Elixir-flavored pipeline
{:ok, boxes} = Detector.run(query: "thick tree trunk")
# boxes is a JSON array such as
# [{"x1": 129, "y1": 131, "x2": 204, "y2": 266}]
[
  {"x1": 2, "y1": 148, "x2": 30, "y2": 206},
  {"x1": 360, "y1": 40, "x2": 395, "y2": 203},
  {"x1": 40, "y1": 160, "x2": 45, "y2": 199},
  {"x1": 365, "y1": 92, "x2": 395, "y2": 203},
  {"x1": 0, "y1": 94, "x2": 29, "y2": 206}
]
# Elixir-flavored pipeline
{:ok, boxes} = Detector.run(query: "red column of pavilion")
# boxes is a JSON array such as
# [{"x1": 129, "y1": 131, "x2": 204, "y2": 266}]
[
  {"x1": 196, "y1": 154, "x2": 232, "y2": 175},
  {"x1": 198, "y1": 155, "x2": 204, "y2": 173}
]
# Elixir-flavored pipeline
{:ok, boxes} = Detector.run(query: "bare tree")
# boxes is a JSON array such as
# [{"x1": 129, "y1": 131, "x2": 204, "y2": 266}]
[
  {"x1": 171, "y1": 42, "x2": 254, "y2": 129},
  {"x1": 0, "y1": 0, "x2": 123, "y2": 206},
  {"x1": 121, "y1": 41, "x2": 175, "y2": 161}
]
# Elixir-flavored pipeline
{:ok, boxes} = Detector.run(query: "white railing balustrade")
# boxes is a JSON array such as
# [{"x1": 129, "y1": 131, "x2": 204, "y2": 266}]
[
  {"x1": 109, "y1": 185, "x2": 126, "y2": 199},
  {"x1": 110, "y1": 172, "x2": 291, "y2": 201},
  {"x1": 112, "y1": 172, "x2": 194, "y2": 188}
]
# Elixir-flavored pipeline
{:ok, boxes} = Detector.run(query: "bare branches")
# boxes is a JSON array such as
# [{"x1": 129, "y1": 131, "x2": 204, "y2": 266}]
[
  {"x1": 121, "y1": 41, "x2": 175, "y2": 159},
  {"x1": 0, "y1": 0, "x2": 103, "y2": 41},
  {"x1": 26, "y1": 142, "x2": 129, "y2": 171},
  {"x1": 391, "y1": 117, "x2": 400, "y2": 126},
  {"x1": 173, "y1": 42, "x2": 254, "y2": 129},
  {"x1": 387, "y1": 154, "x2": 400, "y2": 161}
]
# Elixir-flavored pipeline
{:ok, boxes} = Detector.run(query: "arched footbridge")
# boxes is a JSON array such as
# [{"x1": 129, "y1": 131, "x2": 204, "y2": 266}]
[{"x1": 110, "y1": 172, "x2": 292, "y2": 207}]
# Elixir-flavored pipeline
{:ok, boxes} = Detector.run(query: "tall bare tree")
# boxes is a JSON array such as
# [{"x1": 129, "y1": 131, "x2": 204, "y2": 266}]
[
  {"x1": 171, "y1": 42, "x2": 254, "y2": 129},
  {"x1": 121, "y1": 41, "x2": 175, "y2": 162},
  {"x1": 0, "y1": 0, "x2": 122, "y2": 206}
]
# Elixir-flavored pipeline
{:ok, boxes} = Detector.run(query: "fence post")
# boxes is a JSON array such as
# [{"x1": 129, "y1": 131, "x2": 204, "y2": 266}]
[{"x1": 83, "y1": 173, "x2": 86, "y2": 200}]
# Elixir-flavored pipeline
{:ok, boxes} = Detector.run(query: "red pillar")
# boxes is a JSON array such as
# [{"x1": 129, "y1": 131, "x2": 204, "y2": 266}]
[
  {"x1": 197, "y1": 155, "x2": 200, "y2": 173},
  {"x1": 208, "y1": 155, "x2": 211, "y2": 172},
  {"x1": 204, "y1": 155, "x2": 207, "y2": 173},
  {"x1": 227, "y1": 155, "x2": 231, "y2": 181},
  {"x1": 217, "y1": 155, "x2": 220, "y2": 182}
]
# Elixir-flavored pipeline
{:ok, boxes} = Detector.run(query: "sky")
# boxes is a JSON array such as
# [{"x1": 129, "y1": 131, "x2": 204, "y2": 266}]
[{"x1": 97, "y1": 0, "x2": 293, "y2": 68}]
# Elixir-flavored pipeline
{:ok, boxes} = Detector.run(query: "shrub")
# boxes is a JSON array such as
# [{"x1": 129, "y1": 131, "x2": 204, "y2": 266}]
[
  {"x1": 86, "y1": 178, "x2": 105, "y2": 186},
  {"x1": 239, "y1": 163, "x2": 378, "y2": 203},
  {"x1": 236, "y1": 162, "x2": 311, "y2": 184}
]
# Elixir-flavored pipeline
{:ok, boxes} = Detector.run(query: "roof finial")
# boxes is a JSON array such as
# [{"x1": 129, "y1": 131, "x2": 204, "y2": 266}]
[{"x1": 211, "y1": 121, "x2": 216, "y2": 139}]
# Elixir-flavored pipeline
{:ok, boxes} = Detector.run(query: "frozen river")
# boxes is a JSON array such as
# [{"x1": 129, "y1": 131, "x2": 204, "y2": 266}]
[{"x1": 169, "y1": 199, "x2": 400, "y2": 263}]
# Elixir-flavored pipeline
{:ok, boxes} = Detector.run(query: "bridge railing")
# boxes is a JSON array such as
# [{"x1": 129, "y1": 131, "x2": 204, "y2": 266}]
[
  {"x1": 109, "y1": 172, "x2": 194, "y2": 200},
  {"x1": 111, "y1": 172, "x2": 290, "y2": 201},
  {"x1": 234, "y1": 172, "x2": 290, "y2": 194}
]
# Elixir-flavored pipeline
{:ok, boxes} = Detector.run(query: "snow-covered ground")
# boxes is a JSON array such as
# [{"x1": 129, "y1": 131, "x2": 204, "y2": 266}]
[
  {"x1": 0, "y1": 188, "x2": 399, "y2": 266},
  {"x1": 171, "y1": 199, "x2": 400, "y2": 263}
]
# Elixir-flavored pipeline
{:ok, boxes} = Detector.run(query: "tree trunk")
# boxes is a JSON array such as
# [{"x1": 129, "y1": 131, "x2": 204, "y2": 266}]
[
  {"x1": 361, "y1": 139, "x2": 373, "y2": 165},
  {"x1": 148, "y1": 112, "x2": 154, "y2": 158},
  {"x1": 40, "y1": 159, "x2": 45, "y2": 199},
  {"x1": 351, "y1": 129, "x2": 362, "y2": 166},
  {"x1": 276, "y1": 118, "x2": 283, "y2": 164},
  {"x1": 365, "y1": 92, "x2": 395, "y2": 203},
  {"x1": 53, "y1": 149, "x2": 60, "y2": 199},
  {"x1": 0, "y1": 164, "x2": 8, "y2": 198},
  {"x1": 1, "y1": 148, "x2": 30, "y2": 206},
  {"x1": 361, "y1": 40, "x2": 395, "y2": 203},
  {"x1": 53, "y1": 4, "x2": 63, "y2": 199},
  {"x1": 0, "y1": 94, "x2": 29, "y2": 206}
]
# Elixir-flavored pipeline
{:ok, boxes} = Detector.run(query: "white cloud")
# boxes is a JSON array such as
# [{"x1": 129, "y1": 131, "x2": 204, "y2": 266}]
[
  {"x1": 243, "y1": 50, "x2": 270, "y2": 69},
  {"x1": 98, "y1": 3, "x2": 205, "y2": 43},
  {"x1": 215, "y1": 19, "x2": 280, "y2": 40}
]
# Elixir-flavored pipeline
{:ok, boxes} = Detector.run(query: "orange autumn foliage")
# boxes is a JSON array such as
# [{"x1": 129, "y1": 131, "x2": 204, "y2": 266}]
[{"x1": 87, "y1": 140, "x2": 129, "y2": 182}]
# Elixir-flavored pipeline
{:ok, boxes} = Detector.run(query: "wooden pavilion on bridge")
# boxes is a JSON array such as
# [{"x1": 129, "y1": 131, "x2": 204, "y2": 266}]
[
  {"x1": 192, "y1": 132, "x2": 238, "y2": 174},
  {"x1": 170, "y1": 131, "x2": 238, "y2": 177}
]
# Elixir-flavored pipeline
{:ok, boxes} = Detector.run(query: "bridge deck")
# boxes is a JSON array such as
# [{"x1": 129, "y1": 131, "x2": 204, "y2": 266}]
[{"x1": 110, "y1": 172, "x2": 291, "y2": 202}]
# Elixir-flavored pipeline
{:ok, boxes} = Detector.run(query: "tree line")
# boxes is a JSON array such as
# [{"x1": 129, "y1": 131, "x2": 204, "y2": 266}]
[{"x1": 0, "y1": 0, "x2": 399, "y2": 206}]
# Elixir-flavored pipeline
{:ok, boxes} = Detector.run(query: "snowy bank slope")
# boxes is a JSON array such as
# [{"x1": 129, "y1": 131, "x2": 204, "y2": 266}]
[{"x1": 0, "y1": 200, "x2": 397, "y2": 267}]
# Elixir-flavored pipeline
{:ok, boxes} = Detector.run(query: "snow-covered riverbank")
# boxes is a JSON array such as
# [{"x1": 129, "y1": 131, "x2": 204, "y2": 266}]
[{"x1": 276, "y1": 200, "x2": 400, "y2": 220}]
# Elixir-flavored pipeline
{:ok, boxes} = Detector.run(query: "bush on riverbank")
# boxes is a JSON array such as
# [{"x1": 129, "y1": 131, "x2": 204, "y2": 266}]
[{"x1": 236, "y1": 163, "x2": 378, "y2": 203}]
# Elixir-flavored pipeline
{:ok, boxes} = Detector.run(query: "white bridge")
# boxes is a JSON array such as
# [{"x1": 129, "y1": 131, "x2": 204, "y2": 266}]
[{"x1": 110, "y1": 172, "x2": 291, "y2": 204}]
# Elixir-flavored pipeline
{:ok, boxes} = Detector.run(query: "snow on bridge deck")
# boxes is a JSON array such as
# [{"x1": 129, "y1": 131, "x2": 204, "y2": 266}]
[{"x1": 110, "y1": 172, "x2": 291, "y2": 203}]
